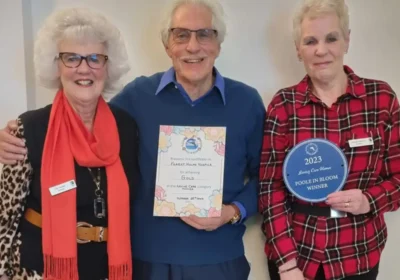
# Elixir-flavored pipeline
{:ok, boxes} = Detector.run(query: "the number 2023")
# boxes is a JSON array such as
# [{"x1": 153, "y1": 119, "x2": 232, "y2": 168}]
[{"x1": 304, "y1": 156, "x2": 322, "y2": 165}]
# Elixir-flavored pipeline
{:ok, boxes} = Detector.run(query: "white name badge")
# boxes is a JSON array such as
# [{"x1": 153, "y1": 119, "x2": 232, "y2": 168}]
[
  {"x1": 49, "y1": 180, "x2": 76, "y2": 196},
  {"x1": 348, "y1": 137, "x2": 373, "y2": 148}
]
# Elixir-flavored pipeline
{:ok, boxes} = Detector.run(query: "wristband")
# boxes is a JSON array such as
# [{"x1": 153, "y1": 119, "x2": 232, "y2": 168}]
[{"x1": 278, "y1": 265, "x2": 298, "y2": 274}]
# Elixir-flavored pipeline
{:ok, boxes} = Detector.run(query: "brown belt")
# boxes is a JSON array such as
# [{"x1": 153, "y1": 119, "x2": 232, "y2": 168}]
[{"x1": 24, "y1": 208, "x2": 108, "y2": 244}]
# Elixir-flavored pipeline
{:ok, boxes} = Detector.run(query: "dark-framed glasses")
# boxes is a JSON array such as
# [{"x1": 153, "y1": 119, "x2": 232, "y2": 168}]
[
  {"x1": 169, "y1": 28, "x2": 218, "y2": 44},
  {"x1": 57, "y1": 52, "x2": 108, "y2": 69}
]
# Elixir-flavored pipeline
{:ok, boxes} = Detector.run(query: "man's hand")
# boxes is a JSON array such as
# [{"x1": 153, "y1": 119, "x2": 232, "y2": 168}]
[
  {"x1": 180, "y1": 204, "x2": 237, "y2": 231},
  {"x1": 0, "y1": 120, "x2": 27, "y2": 165},
  {"x1": 326, "y1": 189, "x2": 371, "y2": 215}
]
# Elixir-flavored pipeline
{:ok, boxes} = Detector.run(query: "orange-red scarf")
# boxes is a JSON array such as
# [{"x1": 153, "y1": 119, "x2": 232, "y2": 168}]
[{"x1": 41, "y1": 90, "x2": 132, "y2": 280}]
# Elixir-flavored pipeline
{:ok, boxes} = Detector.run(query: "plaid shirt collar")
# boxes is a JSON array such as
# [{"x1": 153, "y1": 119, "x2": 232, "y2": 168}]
[{"x1": 295, "y1": 65, "x2": 367, "y2": 108}]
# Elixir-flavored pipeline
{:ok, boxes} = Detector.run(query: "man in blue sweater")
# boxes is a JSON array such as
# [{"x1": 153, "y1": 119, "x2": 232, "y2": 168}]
[
  {"x1": 110, "y1": 1, "x2": 265, "y2": 278},
  {"x1": 0, "y1": 0, "x2": 265, "y2": 279}
]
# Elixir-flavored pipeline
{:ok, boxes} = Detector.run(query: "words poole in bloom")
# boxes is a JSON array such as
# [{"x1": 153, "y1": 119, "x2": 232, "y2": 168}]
[{"x1": 294, "y1": 175, "x2": 339, "y2": 191}]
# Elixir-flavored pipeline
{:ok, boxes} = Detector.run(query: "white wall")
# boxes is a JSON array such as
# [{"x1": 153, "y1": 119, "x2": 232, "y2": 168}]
[
  {"x1": 0, "y1": 0, "x2": 29, "y2": 170},
  {"x1": 1, "y1": 1, "x2": 399, "y2": 279},
  {"x1": 0, "y1": 0, "x2": 27, "y2": 116}
]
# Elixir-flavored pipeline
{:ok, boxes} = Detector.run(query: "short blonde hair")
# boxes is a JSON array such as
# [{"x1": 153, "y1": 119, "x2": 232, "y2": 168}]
[
  {"x1": 293, "y1": 0, "x2": 350, "y2": 44},
  {"x1": 34, "y1": 8, "x2": 130, "y2": 93},
  {"x1": 160, "y1": 0, "x2": 226, "y2": 46}
]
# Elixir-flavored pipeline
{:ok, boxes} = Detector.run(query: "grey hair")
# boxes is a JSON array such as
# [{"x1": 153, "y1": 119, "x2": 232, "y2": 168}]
[
  {"x1": 293, "y1": 0, "x2": 350, "y2": 44},
  {"x1": 34, "y1": 7, "x2": 130, "y2": 93},
  {"x1": 160, "y1": 0, "x2": 226, "y2": 46}
]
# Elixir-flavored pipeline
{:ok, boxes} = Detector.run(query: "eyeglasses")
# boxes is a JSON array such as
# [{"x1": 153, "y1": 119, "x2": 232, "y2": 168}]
[
  {"x1": 169, "y1": 28, "x2": 218, "y2": 44},
  {"x1": 57, "y1": 52, "x2": 108, "y2": 69}
]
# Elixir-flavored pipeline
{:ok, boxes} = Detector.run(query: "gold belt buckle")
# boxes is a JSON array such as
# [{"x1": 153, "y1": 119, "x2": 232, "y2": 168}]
[
  {"x1": 76, "y1": 221, "x2": 92, "y2": 244},
  {"x1": 97, "y1": 226, "x2": 105, "y2": 242}
]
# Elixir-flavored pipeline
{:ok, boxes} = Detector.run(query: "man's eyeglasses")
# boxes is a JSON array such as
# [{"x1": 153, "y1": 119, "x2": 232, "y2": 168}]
[
  {"x1": 169, "y1": 28, "x2": 218, "y2": 44},
  {"x1": 57, "y1": 52, "x2": 108, "y2": 69}
]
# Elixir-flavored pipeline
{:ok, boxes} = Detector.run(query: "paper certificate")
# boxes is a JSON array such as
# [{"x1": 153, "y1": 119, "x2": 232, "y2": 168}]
[{"x1": 153, "y1": 125, "x2": 226, "y2": 217}]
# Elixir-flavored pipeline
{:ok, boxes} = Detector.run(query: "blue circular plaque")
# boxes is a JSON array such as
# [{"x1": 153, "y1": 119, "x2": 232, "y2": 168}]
[{"x1": 283, "y1": 138, "x2": 348, "y2": 202}]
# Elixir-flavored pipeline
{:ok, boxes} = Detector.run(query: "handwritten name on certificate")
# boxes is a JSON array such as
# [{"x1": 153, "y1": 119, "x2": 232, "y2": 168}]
[{"x1": 154, "y1": 126, "x2": 226, "y2": 217}]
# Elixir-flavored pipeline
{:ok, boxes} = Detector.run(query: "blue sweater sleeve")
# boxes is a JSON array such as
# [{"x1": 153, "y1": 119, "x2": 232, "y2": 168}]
[
  {"x1": 232, "y1": 93, "x2": 265, "y2": 221},
  {"x1": 109, "y1": 83, "x2": 137, "y2": 119}
]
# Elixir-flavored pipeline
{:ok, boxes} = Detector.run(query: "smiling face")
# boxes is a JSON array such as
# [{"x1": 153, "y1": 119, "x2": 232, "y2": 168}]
[
  {"x1": 58, "y1": 40, "x2": 107, "y2": 104},
  {"x1": 296, "y1": 12, "x2": 349, "y2": 83},
  {"x1": 165, "y1": 3, "x2": 220, "y2": 89}
]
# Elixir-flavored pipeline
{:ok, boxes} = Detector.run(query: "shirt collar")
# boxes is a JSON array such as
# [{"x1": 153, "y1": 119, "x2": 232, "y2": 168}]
[
  {"x1": 295, "y1": 65, "x2": 367, "y2": 108},
  {"x1": 155, "y1": 67, "x2": 226, "y2": 105}
]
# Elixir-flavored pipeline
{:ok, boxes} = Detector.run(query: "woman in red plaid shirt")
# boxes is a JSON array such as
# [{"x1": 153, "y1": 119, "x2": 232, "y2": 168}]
[{"x1": 259, "y1": 0, "x2": 400, "y2": 280}]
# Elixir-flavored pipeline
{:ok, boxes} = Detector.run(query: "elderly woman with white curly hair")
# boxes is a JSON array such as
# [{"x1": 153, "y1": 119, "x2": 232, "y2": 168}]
[
  {"x1": 259, "y1": 0, "x2": 400, "y2": 280},
  {"x1": 0, "y1": 7, "x2": 138, "y2": 280}
]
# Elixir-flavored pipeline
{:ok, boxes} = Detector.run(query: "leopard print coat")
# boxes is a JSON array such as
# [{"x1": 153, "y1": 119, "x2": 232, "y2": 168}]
[{"x1": 0, "y1": 120, "x2": 42, "y2": 280}]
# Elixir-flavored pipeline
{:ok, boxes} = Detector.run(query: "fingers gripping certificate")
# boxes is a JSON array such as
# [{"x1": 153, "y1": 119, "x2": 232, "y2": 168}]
[{"x1": 153, "y1": 126, "x2": 226, "y2": 217}]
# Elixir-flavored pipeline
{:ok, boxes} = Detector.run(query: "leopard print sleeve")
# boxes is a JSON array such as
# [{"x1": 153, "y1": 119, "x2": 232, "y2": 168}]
[{"x1": 0, "y1": 119, "x2": 32, "y2": 276}]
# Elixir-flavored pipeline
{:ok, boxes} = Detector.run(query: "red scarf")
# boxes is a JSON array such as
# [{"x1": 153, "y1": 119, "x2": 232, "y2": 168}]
[{"x1": 41, "y1": 90, "x2": 132, "y2": 280}]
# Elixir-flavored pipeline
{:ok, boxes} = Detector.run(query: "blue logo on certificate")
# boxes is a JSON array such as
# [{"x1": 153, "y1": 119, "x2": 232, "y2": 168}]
[
  {"x1": 182, "y1": 137, "x2": 202, "y2": 153},
  {"x1": 283, "y1": 139, "x2": 348, "y2": 202}
]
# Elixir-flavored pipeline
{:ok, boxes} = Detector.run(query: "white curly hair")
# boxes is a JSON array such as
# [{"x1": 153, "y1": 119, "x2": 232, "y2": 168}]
[{"x1": 34, "y1": 7, "x2": 130, "y2": 93}]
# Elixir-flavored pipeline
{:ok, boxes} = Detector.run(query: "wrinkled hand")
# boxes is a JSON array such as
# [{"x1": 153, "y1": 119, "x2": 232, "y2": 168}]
[
  {"x1": 0, "y1": 120, "x2": 27, "y2": 165},
  {"x1": 326, "y1": 189, "x2": 371, "y2": 215},
  {"x1": 279, "y1": 268, "x2": 306, "y2": 280},
  {"x1": 278, "y1": 259, "x2": 306, "y2": 280},
  {"x1": 180, "y1": 204, "x2": 236, "y2": 231}
]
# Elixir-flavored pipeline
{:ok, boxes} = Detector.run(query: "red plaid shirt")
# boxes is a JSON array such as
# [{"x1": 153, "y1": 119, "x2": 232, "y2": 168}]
[{"x1": 259, "y1": 66, "x2": 400, "y2": 280}]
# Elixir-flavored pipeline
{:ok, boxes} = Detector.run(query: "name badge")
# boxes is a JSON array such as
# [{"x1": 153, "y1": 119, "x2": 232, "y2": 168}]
[
  {"x1": 49, "y1": 180, "x2": 76, "y2": 196},
  {"x1": 348, "y1": 137, "x2": 373, "y2": 148}
]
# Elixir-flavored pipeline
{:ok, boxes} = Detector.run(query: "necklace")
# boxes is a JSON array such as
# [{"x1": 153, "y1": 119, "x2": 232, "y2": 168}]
[{"x1": 87, "y1": 167, "x2": 106, "y2": 219}]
